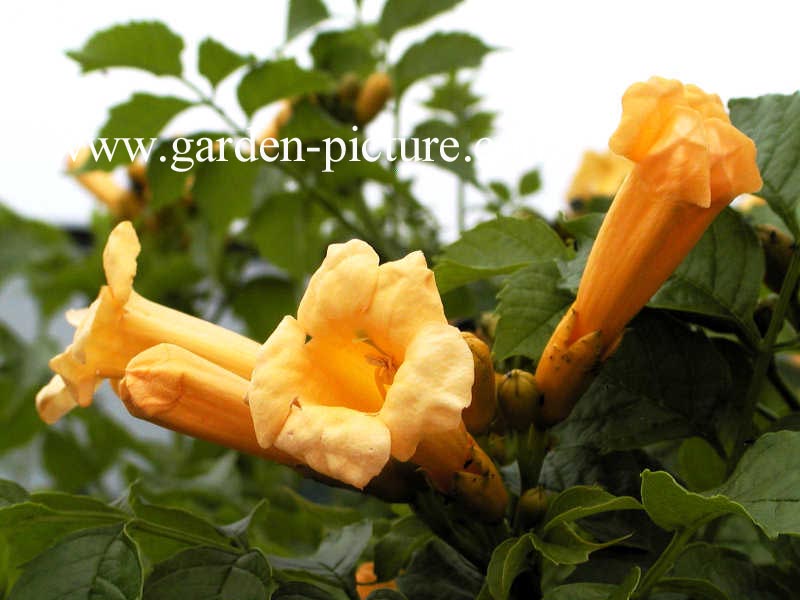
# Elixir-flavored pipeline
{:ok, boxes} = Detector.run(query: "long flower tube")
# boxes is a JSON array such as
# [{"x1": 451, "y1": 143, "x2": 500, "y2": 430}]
[
  {"x1": 536, "y1": 77, "x2": 763, "y2": 425},
  {"x1": 37, "y1": 221, "x2": 261, "y2": 422},
  {"x1": 248, "y1": 240, "x2": 508, "y2": 520}
]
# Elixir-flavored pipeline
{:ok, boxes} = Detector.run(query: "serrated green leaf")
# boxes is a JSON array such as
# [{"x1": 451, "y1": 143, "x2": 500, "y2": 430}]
[
  {"x1": 374, "y1": 516, "x2": 432, "y2": 581},
  {"x1": 237, "y1": 59, "x2": 333, "y2": 117},
  {"x1": 193, "y1": 158, "x2": 261, "y2": 230},
  {"x1": 553, "y1": 313, "x2": 736, "y2": 453},
  {"x1": 494, "y1": 259, "x2": 573, "y2": 361},
  {"x1": 144, "y1": 547, "x2": 275, "y2": 600},
  {"x1": 394, "y1": 32, "x2": 492, "y2": 95},
  {"x1": 488, "y1": 181, "x2": 510, "y2": 201},
  {"x1": 246, "y1": 191, "x2": 322, "y2": 278},
  {"x1": 434, "y1": 216, "x2": 567, "y2": 293},
  {"x1": 8, "y1": 524, "x2": 141, "y2": 600},
  {"x1": 379, "y1": 0, "x2": 462, "y2": 39},
  {"x1": 268, "y1": 521, "x2": 371, "y2": 587},
  {"x1": 0, "y1": 480, "x2": 28, "y2": 508},
  {"x1": 67, "y1": 21, "x2": 183, "y2": 76},
  {"x1": 544, "y1": 567, "x2": 640, "y2": 600},
  {"x1": 199, "y1": 38, "x2": 247, "y2": 87},
  {"x1": 288, "y1": 0, "x2": 330, "y2": 40},
  {"x1": 424, "y1": 78, "x2": 480, "y2": 114},
  {"x1": 730, "y1": 93, "x2": 800, "y2": 236},
  {"x1": 411, "y1": 119, "x2": 476, "y2": 182},
  {"x1": 484, "y1": 536, "x2": 533, "y2": 599},
  {"x1": 672, "y1": 543, "x2": 790, "y2": 600},
  {"x1": 83, "y1": 93, "x2": 193, "y2": 171},
  {"x1": 649, "y1": 208, "x2": 763, "y2": 341},
  {"x1": 642, "y1": 433, "x2": 800, "y2": 538},
  {"x1": 519, "y1": 169, "x2": 542, "y2": 196},
  {"x1": 310, "y1": 26, "x2": 379, "y2": 78},
  {"x1": 397, "y1": 539, "x2": 483, "y2": 600},
  {"x1": 542, "y1": 487, "x2": 642, "y2": 535},
  {"x1": 0, "y1": 495, "x2": 127, "y2": 568},
  {"x1": 231, "y1": 277, "x2": 296, "y2": 340}
]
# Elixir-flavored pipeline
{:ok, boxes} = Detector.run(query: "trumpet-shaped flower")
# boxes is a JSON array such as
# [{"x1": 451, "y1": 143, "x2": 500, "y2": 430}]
[
  {"x1": 536, "y1": 77, "x2": 763, "y2": 425},
  {"x1": 566, "y1": 150, "x2": 632, "y2": 211},
  {"x1": 248, "y1": 240, "x2": 475, "y2": 490},
  {"x1": 40, "y1": 221, "x2": 261, "y2": 420}
]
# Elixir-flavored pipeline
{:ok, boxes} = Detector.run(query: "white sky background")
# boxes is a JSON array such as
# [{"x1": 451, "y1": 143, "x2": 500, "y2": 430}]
[{"x1": 1, "y1": 0, "x2": 798, "y2": 241}]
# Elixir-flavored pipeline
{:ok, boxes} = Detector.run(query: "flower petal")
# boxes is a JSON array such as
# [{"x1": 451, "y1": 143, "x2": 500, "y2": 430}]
[
  {"x1": 297, "y1": 240, "x2": 379, "y2": 341},
  {"x1": 275, "y1": 403, "x2": 391, "y2": 489},
  {"x1": 102, "y1": 221, "x2": 140, "y2": 304},
  {"x1": 365, "y1": 251, "x2": 447, "y2": 359},
  {"x1": 379, "y1": 322, "x2": 473, "y2": 461},
  {"x1": 705, "y1": 118, "x2": 763, "y2": 204},
  {"x1": 35, "y1": 375, "x2": 78, "y2": 424}
]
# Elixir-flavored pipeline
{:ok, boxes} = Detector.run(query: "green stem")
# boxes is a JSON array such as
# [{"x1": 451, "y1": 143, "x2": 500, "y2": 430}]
[
  {"x1": 456, "y1": 179, "x2": 466, "y2": 234},
  {"x1": 730, "y1": 247, "x2": 800, "y2": 472},
  {"x1": 633, "y1": 526, "x2": 696, "y2": 599},
  {"x1": 179, "y1": 77, "x2": 249, "y2": 136}
]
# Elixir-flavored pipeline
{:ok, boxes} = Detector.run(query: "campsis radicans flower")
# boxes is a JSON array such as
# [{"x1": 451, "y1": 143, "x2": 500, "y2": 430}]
[
  {"x1": 536, "y1": 77, "x2": 763, "y2": 425},
  {"x1": 248, "y1": 240, "x2": 507, "y2": 518},
  {"x1": 37, "y1": 221, "x2": 262, "y2": 423}
]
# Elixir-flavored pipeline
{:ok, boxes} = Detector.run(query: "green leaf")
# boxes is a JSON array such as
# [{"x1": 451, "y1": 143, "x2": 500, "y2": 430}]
[
  {"x1": 8, "y1": 524, "x2": 141, "y2": 600},
  {"x1": 553, "y1": 313, "x2": 736, "y2": 453},
  {"x1": 268, "y1": 521, "x2": 371, "y2": 587},
  {"x1": 0, "y1": 493, "x2": 127, "y2": 568},
  {"x1": 367, "y1": 591, "x2": 408, "y2": 600},
  {"x1": 532, "y1": 523, "x2": 632, "y2": 566},
  {"x1": 489, "y1": 182, "x2": 510, "y2": 201},
  {"x1": 424, "y1": 78, "x2": 480, "y2": 115},
  {"x1": 730, "y1": 93, "x2": 800, "y2": 236},
  {"x1": 126, "y1": 488, "x2": 234, "y2": 565},
  {"x1": 484, "y1": 536, "x2": 534, "y2": 599},
  {"x1": 397, "y1": 539, "x2": 483, "y2": 600},
  {"x1": 193, "y1": 158, "x2": 261, "y2": 230},
  {"x1": 411, "y1": 119, "x2": 477, "y2": 183},
  {"x1": 642, "y1": 433, "x2": 800, "y2": 538},
  {"x1": 237, "y1": 59, "x2": 333, "y2": 117},
  {"x1": 434, "y1": 216, "x2": 567, "y2": 293},
  {"x1": 310, "y1": 26, "x2": 379, "y2": 78},
  {"x1": 394, "y1": 32, "x2": 493, "y2": 95},
  {"x1": 231, "y1": 277, "x2": 296, "y2": 340},
  {"x1": 379, "y1": 0, "x2": 462, "y2": 39},
  {"x1": 494, "y1": 260, "x2": 573, "y2": 361},
  {"x1": 519, "y1": 169, "x2": 542, "y2": 196},
  {"x1": 678, "y1": 437, "x2": 727, "y2": 492},
  {"x1": 544, "y1": 567, "x2": 640, "y2": 600},
  {"x1": 288, "y1": 0, "x2": 330, "y2": 40},
  {"x1": 649, "y1": 208, "x2": 763, "y2": 341},
  {"x1": 672, "y1": 543, "x2": 790, "y2": 600},
  {"x1": 83, "y1": 93, "x2": 193, "y2": 170},
  {"x1": 653, "y1": 577, "x2": 728, "y2": 600},
  {"x1": 542, "y1": 486, "x2": 642, "y2": 535},
  {"x1": 144, "y1": 547, "x2": 275, "y2": 600},
  {"x1": 42, "y1": 428, "x2": 104, "y2": 492},
  {"x1": 247, "y1": 191, "x2": 321, "y2": 278},
  {"x1": 0, "y1": 480, "x2": 27, "y2": 508},
  {"x1": 374, "y1": 516, "x2": 433, "y2": 581},
  {"x1": 67, "y1": 21, "x2": 183, "y2": 76},
  {"x1": 198, "y1": 38, "x2": 247, "y2": 87}
]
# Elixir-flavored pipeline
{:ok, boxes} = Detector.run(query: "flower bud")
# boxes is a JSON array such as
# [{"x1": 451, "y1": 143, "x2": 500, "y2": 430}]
[
  {"x1": 355, "y1": 72, "x2": 393, "y2": 125},
  {"x1": 515, "y1": 487, "x2": 550, "y2": 529},
  {"x1": 461, "y1": 332, "x2": 498, "y2": 435},
  {"x1": 497, "y1": 369, "x2": 541, "y2": 430}
]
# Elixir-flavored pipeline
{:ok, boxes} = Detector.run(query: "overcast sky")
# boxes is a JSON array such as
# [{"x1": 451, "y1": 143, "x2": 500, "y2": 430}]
[{"x1": 2, "y1": 0, "x2": 798, "y2": 240}]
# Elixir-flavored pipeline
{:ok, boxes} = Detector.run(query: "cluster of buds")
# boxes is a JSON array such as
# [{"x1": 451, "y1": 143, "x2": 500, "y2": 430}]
[{"x1": 36, "y1": 222, "x2": 506, "y2": 519}]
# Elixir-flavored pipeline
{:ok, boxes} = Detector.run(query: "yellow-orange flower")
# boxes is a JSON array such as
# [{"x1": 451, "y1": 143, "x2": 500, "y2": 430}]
[
  {"x1": 66, "y1": 149, "x2": 144, "y2": 219},
  {"x1": 566, "y1": 150, "x2": 632, "y2": 211},
  {"x1": 356, "y1": 562, "x2": 397, "y2": 598},
  {"x1": 536, "y1": 77, "x2": 763, "y2": 425},
  {"x1": 247, "y1": 240, "x2": 474, "y2": 489},
  {"x1": 40, "y1": 221, "x2": 261, "y2": 420}
]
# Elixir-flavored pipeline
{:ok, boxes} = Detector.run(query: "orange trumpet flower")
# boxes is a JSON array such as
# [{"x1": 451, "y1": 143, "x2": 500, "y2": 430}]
[{"x1": 536, "y1": 77, "x2": 762, "y2": 425}]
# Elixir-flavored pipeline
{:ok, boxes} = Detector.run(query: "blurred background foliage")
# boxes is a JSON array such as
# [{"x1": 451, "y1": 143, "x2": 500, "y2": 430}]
[{"x1": 3, "y1": 0, "x2": 800, "y2": 599}]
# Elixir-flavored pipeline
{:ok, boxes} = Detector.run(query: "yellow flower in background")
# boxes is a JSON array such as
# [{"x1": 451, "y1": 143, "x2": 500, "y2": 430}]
[
  {"x1": 566, "y1": 150, "x2": 632, "y2": 211},
  {"x1": 356, "y1": 562, "x2": 397, "y2": 598},
  {"x1": 536, "y1": 77, "x2": 763, "y2": 425},
  {"x1": 66, "y1": 149, "x2": 144, "y2": 219},
  {"x1": 248, "y1": 240, "x2": 474, "y2": 489},
  {"x1": 40, "y1": 221, "x2": 261, "y2": 420}
]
